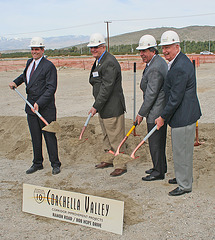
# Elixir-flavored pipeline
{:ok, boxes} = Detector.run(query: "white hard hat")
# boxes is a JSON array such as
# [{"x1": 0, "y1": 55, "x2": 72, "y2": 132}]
[
  {"x1": 136, "y1": 34, "x2": 157, "y2": 50},
  {"x1": 29, "y1": 37, "x2": 45, "y2": 48},
  {"x1": 87, "y1": 33, "x2": 106, "y2": 47},
  {"x1": 159, "y1": 30, "x2": 180, "y2": 46}
]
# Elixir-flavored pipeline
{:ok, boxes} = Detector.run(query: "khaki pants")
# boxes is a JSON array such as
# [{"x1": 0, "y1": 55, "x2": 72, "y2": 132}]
[{"x1": 99, "y1": 114, "x2": 125, "y2": 153}]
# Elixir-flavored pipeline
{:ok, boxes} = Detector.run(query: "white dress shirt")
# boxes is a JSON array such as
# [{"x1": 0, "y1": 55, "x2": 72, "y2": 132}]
[{"x1": 26, "y1": 56, "x2": 43, "y2": 83}]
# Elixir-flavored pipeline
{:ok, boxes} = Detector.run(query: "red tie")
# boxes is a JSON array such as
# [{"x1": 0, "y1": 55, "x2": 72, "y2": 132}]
[{"x1": 29, "y1": 61, "x2": 35, "y2": 80}]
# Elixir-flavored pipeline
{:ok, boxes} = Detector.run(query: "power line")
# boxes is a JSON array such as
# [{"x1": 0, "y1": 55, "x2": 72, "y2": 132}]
[
  {"x1": 109, "y1": 12, "x2": 215, "y2": 22},
  {"x1": 3, "y1": 12, "x2": 215, "y2": 37},
  {"x1": 4, "y1": 21, "x2": 103, "y2": 37}
]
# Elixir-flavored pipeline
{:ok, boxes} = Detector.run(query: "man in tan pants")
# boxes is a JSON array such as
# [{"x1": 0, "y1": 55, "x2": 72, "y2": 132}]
[{"x1": 87, "y1": 33, "x2": 126, "y2": 177}]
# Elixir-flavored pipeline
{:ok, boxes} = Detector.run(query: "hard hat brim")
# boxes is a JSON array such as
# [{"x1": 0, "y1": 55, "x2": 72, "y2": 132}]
[
  {"x1": 29, "y1": 45, "x2": 45, "y2": 48},
  {"x1": 87, "y1": 42, "x2": 105, "y2": 48},
  {"x1": 136, "y1": 44, "x2": 157, "y2": 50},
  {"x1": 159, "y1": 41, "x2": 180, "y2": 46}
]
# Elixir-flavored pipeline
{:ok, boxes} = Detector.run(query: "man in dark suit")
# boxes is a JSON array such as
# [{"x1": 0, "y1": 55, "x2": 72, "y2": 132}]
[
  {"x1": 155, "y1": 31, "x2": 201, "y2": 196},
  {"x1": 87, "y1": 33, "x2": 126, "y2": 177},
  {"x1": 135, "y1": 34, "x2": 168, "y2": 181},
  {"x1": 9, "y1": 37, "x2": 61, "y2": 175}
]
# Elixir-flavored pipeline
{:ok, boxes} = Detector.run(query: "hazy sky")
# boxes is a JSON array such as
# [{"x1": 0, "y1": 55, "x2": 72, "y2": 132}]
[{"x1": 1, "y1": 0, "x2": 215, "y2": 39}]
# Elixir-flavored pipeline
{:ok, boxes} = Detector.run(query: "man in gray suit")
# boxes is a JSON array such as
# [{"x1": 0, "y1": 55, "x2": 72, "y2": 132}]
[
  {"x1": 87, "y1": 33, "x2": 126, "y2": 177},
  {"x1": 156, "y1": 30, "x2": 201, "y2": 196},
  {"x1": 135, "y1": 35, "x2": 168, "y2": 181}
]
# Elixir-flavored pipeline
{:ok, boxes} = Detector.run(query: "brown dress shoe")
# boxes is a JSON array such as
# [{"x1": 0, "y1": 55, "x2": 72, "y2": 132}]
[
  {"x1": 110, "y1": 169, "x2": 127, "y2": 177},
  {"x1": 95, "y1": 162, "x2": 113, "y2": 169}
]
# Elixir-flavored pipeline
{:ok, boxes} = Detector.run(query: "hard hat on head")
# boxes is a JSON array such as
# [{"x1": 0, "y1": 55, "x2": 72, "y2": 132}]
[
  {"x1": 159, "y1": 30, "x2": 180, "y2": 46},
  {"x1": 87, "y1": 33, "x2": 106, "y2": 47},
  {"x1": 136, "y1": 34, "x2": 157, "y2": 50},
  {"x1": 29, "y1": 37, "x2": 45, "y2": 48}
]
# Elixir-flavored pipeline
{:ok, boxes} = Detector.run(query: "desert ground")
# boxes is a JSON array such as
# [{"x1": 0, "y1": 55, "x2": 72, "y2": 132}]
[{"x1": 0, "y1": 60, "x2": 215, "y2": 240}]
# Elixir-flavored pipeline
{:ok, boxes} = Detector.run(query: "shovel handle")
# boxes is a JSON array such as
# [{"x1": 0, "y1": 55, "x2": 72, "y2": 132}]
[
  {"x1": 126, "y1": 121, "x2": 138, "y2": 137},
  {"x1": 130, "y1": 125, "x2": 157, "y2": 159},
  {"x1": 13, "y1": 88, "x2": 49, "y2": 126},
  {"x1": 115, "y1": 121, "x2": 138, "y2": 156},
  {"x1": 79, "y1": 113, "x2": 92, "y2": 140},
  {"x1": 84, "y1": 113, "x2": 92, "y2": 126}
]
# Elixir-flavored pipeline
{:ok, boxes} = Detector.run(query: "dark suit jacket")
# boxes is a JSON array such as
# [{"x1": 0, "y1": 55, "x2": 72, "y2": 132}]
[
  {"x1": 138, "y1": 54, "x2": 168, "y2": 123},
  {"x1": 161, "y1": 52, "x2": 201, "y2": 128},
  {"x1": 89, "y1": 51, "x2": 126, "y2": 119},
  {"x1": 13, "y1": 57, "x2": 57, "y2": 118}
]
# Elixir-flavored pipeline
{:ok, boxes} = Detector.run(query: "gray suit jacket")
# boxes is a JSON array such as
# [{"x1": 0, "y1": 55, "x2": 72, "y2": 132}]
[
  {"x1": 161, "y1": 52, "x2": 201, "y2": 128},
  {"x1": 89, "y1": 51, "x2": 126, "y2": 119},
  {"x1": 138, "y1": 54, "x2": 168, "y2": 123}
]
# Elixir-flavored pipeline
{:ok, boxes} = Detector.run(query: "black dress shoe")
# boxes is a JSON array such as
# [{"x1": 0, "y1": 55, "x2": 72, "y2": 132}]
[
  {"x1": 145, "y1": 168, "x2": 154, "y2": 174},
  {"x1": 142, "y1": 174, "x2": 165, "y2": 181},
  {"x1": 168, "y1": 178, "x2": 177, "y2": 184},
  {"x1": 52, "y1": 167, "x2": 61, "y2": 175},
  {"x1": 168, "y1": 187, "x2": 191, "y2": 196},
  {"x1": 26, "y1": 165, "x2": 43, "y2": 174}
]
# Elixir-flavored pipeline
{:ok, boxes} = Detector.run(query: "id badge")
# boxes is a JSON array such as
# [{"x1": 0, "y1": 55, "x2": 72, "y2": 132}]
[{"x1": 93, "y1": 71, "x2": 99, "y2": 77}]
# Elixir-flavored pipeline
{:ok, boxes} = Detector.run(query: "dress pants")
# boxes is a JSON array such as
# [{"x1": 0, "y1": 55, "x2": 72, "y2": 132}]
[
  {"x1": 171, "y1": 123, "x2": 196, "y2": 191},
  {"x1": 27, "y1": 114, "x2": 61, "y2": 168},
  {"x1": 98, "y1": 113, "x2": 125, "y2": 153},
  {"x1": 147, "y1": 122, "x2": 167, "y2": 177}
]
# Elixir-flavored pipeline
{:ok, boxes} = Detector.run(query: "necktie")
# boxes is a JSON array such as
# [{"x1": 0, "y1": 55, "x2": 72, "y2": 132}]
[
  {"x1": 143, "y1": 64, "x2": 148, "y2": 75},
  {"x1": 29, "y1": 61, "x2": 35, "y2": 80}
]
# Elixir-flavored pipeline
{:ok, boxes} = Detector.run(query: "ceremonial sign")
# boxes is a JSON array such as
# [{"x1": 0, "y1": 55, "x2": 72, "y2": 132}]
[{"x1": 23, "y1": 184, "x2": 124, "y2": 235}]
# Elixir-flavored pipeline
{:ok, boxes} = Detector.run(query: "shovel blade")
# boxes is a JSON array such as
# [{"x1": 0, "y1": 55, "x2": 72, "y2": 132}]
[{"x1": 42, "y1": 121, "x2": 61, "y2": 133}]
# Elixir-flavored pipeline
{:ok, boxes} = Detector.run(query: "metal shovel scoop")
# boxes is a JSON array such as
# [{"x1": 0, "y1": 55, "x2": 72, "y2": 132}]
[{"x1": 13, "y1": 88, "x2": 61, "y2": 133}]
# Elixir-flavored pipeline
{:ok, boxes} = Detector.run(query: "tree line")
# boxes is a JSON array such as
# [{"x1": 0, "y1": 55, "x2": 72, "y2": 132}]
[{"x1": 1, "y1": 41, "x2": 214, "y2": 58}]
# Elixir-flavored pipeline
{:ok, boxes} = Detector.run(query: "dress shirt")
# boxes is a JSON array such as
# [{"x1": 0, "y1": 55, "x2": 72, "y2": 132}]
[
  {"x1": 168, "y1": 51, "x2": 180, "y2": 70},
  {"x1": 26, "y1": 56, "x2": 43, "y2": 83}
]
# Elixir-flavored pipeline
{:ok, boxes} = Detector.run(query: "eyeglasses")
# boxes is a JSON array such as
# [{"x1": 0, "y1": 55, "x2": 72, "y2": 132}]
[{"x1": 90, "y1": 45, "x2": 103, "y2": 49}]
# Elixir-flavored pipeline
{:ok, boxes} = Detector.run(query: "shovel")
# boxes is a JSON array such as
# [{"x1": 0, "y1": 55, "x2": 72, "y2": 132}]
[
  {"x1": 13, "y1": 88, "x2": 61, "y2": 133},
  {"x1": 130, "y1": 124, "x2": 157, "y2": 159},
  {"x1": 115, "y1": 121, "x2": 138, "y2": 156},
  {"x1": 79, "y1": 113, "x2": 92, "y2": 140}
]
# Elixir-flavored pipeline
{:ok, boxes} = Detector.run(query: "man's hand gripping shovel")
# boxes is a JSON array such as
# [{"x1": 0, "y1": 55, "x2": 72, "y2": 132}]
[{"x1": 13, "y1": 87, "x2": 61, "y2": 133}]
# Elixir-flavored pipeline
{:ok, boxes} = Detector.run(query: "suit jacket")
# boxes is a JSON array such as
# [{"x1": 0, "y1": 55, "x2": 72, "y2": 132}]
[
  {"x1": 161, "y1": 52, "x2": 201, "y2": 128},
  {"x1": 138, "y1": 54, "x2": 168, "y2": 123},
  {"x1": 89, "y1": 51, "x2": 126, "y2": 119},
  {"x1": 13, "y1": 57, "x2": 57, "y2": 117}
]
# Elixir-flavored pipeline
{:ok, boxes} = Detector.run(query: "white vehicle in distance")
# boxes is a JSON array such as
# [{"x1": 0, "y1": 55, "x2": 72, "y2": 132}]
[{"x1": 200, "y1": 51, "x2": 214, "y2": 55}]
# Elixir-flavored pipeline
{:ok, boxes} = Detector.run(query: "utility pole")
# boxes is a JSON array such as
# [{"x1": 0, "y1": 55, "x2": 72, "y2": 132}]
[
  {"x1": 209, "y1": 32, "x2": 211, "y2": 52},
  {"x1": 104, "y1": 21, "x2": 112, "y2": 52}
]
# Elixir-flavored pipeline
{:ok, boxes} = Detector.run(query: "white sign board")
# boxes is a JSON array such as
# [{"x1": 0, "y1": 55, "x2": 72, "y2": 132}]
[{"x1": 23, "y1": 184, "x2": 124, "y2": 235}]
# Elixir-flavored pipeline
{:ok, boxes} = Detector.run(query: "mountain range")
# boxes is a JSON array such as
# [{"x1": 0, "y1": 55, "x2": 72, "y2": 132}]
[
  {"x1": 108, "y1": 25, "x2": 215, "y2": 46},
  {"x1": 0, "y1": 35, "x2": 89, "y2": 52},
  {"x1": 1, "y1": 25, "x2": 215, "y2": 52}
]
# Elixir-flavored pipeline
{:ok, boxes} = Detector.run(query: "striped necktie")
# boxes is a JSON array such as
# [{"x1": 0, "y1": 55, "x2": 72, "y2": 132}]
[{"x1": 29, "y1": 61, "x2": 35, "y2": 80}]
